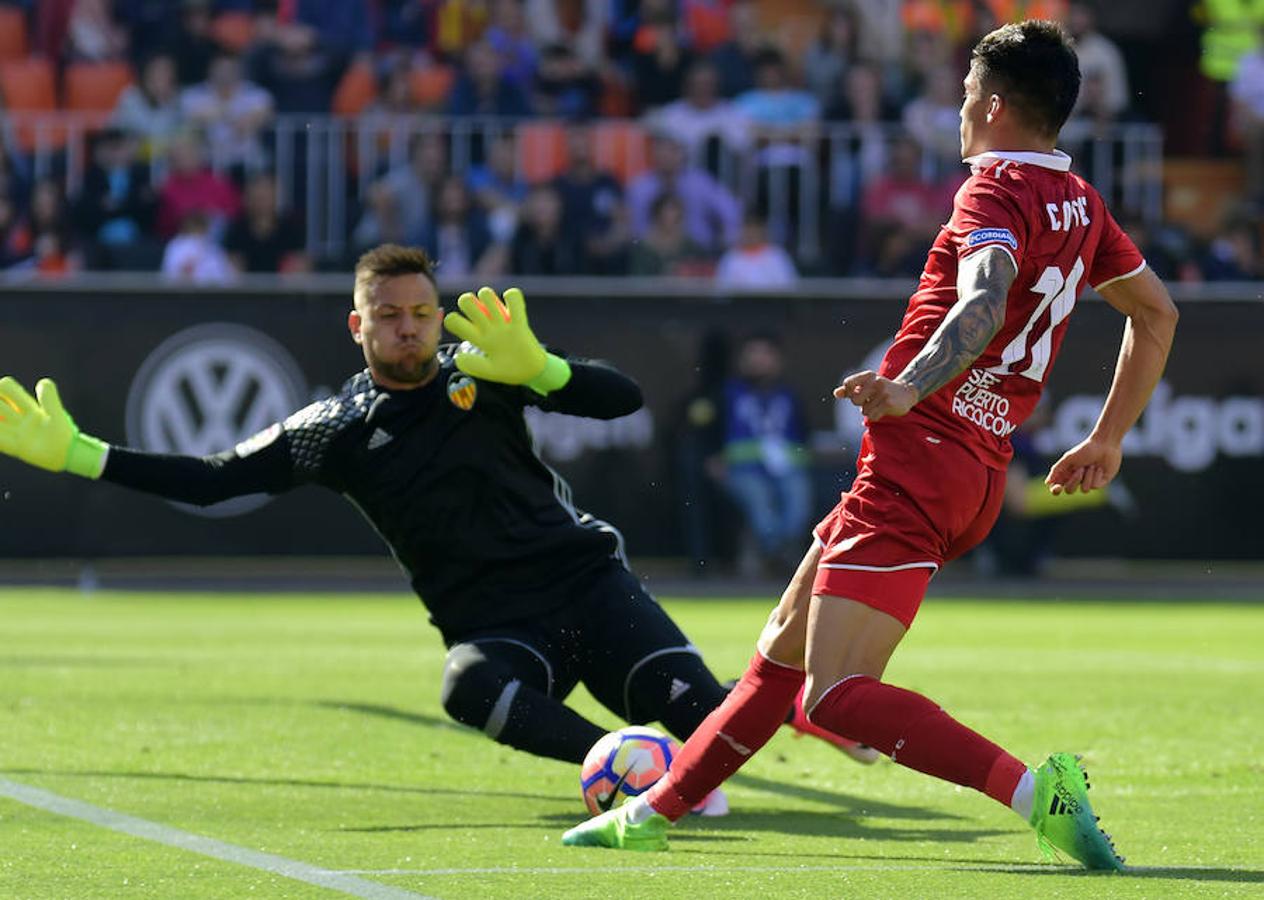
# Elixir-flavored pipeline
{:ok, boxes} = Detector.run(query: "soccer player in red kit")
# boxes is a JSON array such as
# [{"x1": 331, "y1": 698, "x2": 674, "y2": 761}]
[{"x1": 564, "y1": 20, "x2": 1178, "y2": 869}]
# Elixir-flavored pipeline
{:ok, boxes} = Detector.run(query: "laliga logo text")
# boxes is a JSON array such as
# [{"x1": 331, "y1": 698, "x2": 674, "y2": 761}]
[
  {"x1": 1036, "y1": 380, "x2": 1264, "y2": 473},
  {"x1": 125, "y1": 323, "x2": 308, "y2": 517}
]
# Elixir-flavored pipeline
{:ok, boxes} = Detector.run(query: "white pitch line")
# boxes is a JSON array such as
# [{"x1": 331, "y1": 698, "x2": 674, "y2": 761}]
[{"x1": 0, "y1": 778, "x2": 434, "y2": 900}]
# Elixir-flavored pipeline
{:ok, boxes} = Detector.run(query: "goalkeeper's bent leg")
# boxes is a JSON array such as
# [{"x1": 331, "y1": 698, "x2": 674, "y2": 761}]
[{"x1": 442, "y1": 641, "x2": 603, "y2": 763}]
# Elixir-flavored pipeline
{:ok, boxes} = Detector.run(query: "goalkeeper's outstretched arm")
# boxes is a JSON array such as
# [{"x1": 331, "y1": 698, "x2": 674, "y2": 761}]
[{"x1": 0, "y1": 376, "x2": 294, "y2": 506}]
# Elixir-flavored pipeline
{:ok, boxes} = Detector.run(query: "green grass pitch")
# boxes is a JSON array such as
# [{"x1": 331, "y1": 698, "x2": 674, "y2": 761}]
[{"x1": 1, "y1": 588, "x2": 1261, "y2": 899}]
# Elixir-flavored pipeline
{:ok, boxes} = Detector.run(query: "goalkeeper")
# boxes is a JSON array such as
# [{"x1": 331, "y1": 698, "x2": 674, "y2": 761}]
[{"x1": 0, "y1": 243, "x2": 868, "y2": 779}]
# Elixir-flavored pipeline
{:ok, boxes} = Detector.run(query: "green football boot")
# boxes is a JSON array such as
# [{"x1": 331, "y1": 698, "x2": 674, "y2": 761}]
[
  {"x1": 1029, "y1": 752, "x2": 1125, "y2": 871},
  {"x1": 561, "y1": 804, "x2": 669, "y2": 852}
]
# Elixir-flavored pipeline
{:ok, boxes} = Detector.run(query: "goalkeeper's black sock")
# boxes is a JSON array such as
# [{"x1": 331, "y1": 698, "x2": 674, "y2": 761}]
[{"x1": 487, "y1": 684, "x2": 607, "y2": 764}]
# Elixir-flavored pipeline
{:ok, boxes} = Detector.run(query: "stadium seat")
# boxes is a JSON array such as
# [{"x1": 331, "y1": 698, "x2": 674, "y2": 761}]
[
  {"x1": 410, "y1": 64, "x2": 456, "y2": 109},
  {"x1": 63, "y1": 61, "x2": 134, "y2": 113},
  {"x1": 0, "y1": 7, "x2": 29, "y2": 60},
  {"x1": 0, "y1": 57, "x2": 62, "y2": 151},
  {"x1": 333, "y1": 59, "x2": 376, "y2": 116},
  {"x1": 211, "y1": 11, "x2": 255, "y2": 52},
  {"x1": 518, "y1": 121, "x2": 568, "y2": 183},
  {"x1": 592, "y1": 121, "x2": 650, "y2": 184}
]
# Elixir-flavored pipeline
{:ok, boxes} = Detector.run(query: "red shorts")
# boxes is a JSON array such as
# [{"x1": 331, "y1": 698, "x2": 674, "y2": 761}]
[{"x1": 812, "y1": 423, "x2": 1006, "y2": 628}]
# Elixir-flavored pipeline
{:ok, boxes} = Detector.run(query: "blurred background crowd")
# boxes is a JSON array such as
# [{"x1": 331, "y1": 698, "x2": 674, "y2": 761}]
[{"x1": 0, "y1": 0, "x2": 1258, "y2": 285}]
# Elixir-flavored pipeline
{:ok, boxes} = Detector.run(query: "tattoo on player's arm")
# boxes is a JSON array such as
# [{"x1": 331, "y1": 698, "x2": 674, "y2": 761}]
[{"x1": 895, "y1": 247, "x2": 1017, "y2": 402}]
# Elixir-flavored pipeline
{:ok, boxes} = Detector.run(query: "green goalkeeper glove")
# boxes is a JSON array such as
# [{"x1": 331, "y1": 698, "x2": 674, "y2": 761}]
[
  {"x1": 443, "y1": 286, "x2": 571, "y2": 395},
  {"x1": 0, "y1": 377, "x2": 108, "y2": 478}
]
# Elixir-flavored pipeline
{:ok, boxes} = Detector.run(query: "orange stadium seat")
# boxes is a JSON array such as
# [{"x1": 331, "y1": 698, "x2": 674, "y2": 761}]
[
  {"x1": 518, "y1": 121, "x2": 568, "y2": 183},
  {"x1": 410, "y1": 64, "x2": 456, "y2": 109},
  {"x1": 0, "y1": 57, "x2": 63, "y2": 151},
  {"x1": 63, "y1": 61, "x2": 134, "y2": 113},
  {"x1": 0, "y1": 7, "x2": 29, "y2": 60},
  {"x1": 211, "y1": 11, "x2": 255, "y2": 52},
  {"x1": 333, "y1": 59, "x2": 376, "y2": 115},
  {"x1": 592, "y1": 121, "x2": 650, "y2": 184}
]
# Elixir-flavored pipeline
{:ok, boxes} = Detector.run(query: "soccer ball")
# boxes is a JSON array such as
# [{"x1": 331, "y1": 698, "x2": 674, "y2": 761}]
[{"x1": 580, "y1": 726, "x2": 679, "y2": 815}]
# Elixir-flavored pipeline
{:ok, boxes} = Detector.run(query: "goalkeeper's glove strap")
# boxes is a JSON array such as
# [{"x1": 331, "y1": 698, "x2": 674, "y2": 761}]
[
  {"x1": 525, "y1": 353, "x2": 572, "y2": 396},
  {"x1": 64, "y1": 432, "x2": 109, "y2": 480}
]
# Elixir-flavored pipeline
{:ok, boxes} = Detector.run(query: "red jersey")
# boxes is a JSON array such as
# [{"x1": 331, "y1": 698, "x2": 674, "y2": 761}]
[{"x1": 876, "y1": 149, "x2": 1146, "y2": 469}]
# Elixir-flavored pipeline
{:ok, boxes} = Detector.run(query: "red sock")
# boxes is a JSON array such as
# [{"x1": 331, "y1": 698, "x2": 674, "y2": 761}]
[
  {"x1": 807, "y1": 675, "x2": 1027, "y2": 808},
  {"x1": 647, "y1": 653, "x2": 803, "y2": 821}
]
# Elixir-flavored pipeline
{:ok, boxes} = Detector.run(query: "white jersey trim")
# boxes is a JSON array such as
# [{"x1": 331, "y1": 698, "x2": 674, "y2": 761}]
[
  {"x1": 1091, "y1": 259, "x2": 1148, "y2": 292},
  {"x1": 964, "y1": 149, "x2": 1073, "y2": 172},
  {"x1": 818, "y1": 561, "x2": 940, "y2": 573}
]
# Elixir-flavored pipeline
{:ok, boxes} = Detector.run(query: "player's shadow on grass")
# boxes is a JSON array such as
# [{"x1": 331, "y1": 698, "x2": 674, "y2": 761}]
[
  {"x1": 730, "y1": 772, "x2": 966, "y2": 821},
  {"x1": 1, "y1": 767, "x2": 567, "y2": 805},
  {"x1": 997, "y1": 865, "x2": 1264, "y2": 883},
  {"x1": 310, "y1": 699, "x2": 461, "y2": 731}
]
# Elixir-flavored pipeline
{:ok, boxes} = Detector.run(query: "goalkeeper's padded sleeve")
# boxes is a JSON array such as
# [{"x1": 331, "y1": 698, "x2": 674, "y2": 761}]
[{"x1": 527, "y1": 358, "x2": 642, "y2": 420}]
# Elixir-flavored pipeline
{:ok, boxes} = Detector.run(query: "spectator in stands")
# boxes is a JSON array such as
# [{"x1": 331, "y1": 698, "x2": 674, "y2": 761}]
[
  {"x1": 707, "y1": 0, "x2": 767, "y2": 98},
  {"x1": 113, "y1": 0, "x2": 182, "y2": 65},
  {"x1": 1067, "y1": 2, "x2": 1129, "y2": 119},
  {"x1": 161, "y1": 210, "x2": 235, "y2": 284},
  {"x1": 111, "y1": 53, "x2": 183, "y2": 160},
  {"x1": 1230, "y1": 28, "x2": 1264, "y2": 199},
  {"x1": 902, "y1": 65, "x2": 962, "y2": 166},
  {"x1": 65, "y1": 0, "x2": 129, "y2": 62},
  {"x1": 0, "y1": 144, "x2": 31, "y2": 213},
  {"x1": 714, "y1": 212, "x2": 798, "y2": 290},
  {"x1": 628, "y1": 192, "x2": 712, "y2": 276},
  {"x1": 272, "y1": 0, "x2": 375, "y2": 57},
  {"x1": 156, "y1": 131, "x2": 241, "y2": 239},
  {"x1": 376, "y1": 131, "x2": 450, "y2": 244},
  {"x1": 802, "y1": 5, "x2": 858, "y2": 113},
  {"x1": 647, "y1": 60, "x2": 751, "y2": 175},
  {"x1": 26, "y1": 179, "x2": 79, "y2": 276},
  {"x1": 854, "y1": 135, "x2": 950, "y2": 275},
  {"x1": 533, "y1": 43, "x2": 603, "y2": 119},
  {"x1": 630, "y1": 6, "x2": 694, "y2": 111},
  {"x1": 1202, "y1": 216, "x2": 1261, "y2": 280},
  {"x1": 735, "y1": 50, "x2": 821, "y2": 129},
  {"x1": 823, "y1": 62, "x2": 898, "y2": 274},
  {"x1": 719, "y1": 332, "x2": 812, "y2": 576},
  {"x1": 248, "y1": 15, "x2": 348, "y2": 115},
  {"x1": 73, "y1": 127, "x2": 158, "y2": 269},
  {"x1": 364, "y1": 57, "x2": 426, "y2": 117},
  {"x1": 552, "y1": 125, "x2": 629, "y2": 274},
  {"x1": 351, "y1": 180, "x2": 412, "y2": 254},
  {"x1": 526, "y1": 0, "x2": 608, "y2": 71},
  {"x1": 170, "y1": 0, "x2": 217, "y2": 86},
  {"x1": 857, "y1": 134, "x2": 954, "y2": 277},
  {"x1": 0, "y1": 194, "x2": 31, "y2": 270},
  {"x1": 467, "y1": 131, "x2": 528, "y2": 245},
  {"x1": 377, "y1": 0, "x2": 432, "y2": 51},
  {"x1": 420, "y1": 174, "x2": 506, "y2": 278},
  {"x1": 223, "y1": 171, "x2": 310, "y2": 274},
  {"x1": 181, "y1": 52, "x2": 275, "y2": 172},
  {"x1": 627, "y1": 133, "x2": 741, "y2": 253},
  {"x1": 447, "y1": 39, "x2": 533, "y2": 117},
  {"x1": 510, "y1": 183, "x2": 582, "y2": 274},
  {"x1": 485, "y1": 0, "x2": 538, "y2": 91}
]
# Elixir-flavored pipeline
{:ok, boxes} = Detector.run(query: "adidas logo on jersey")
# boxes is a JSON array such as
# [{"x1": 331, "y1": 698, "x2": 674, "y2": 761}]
[
  {"x1": 367, "y1": 428, "x2": 393, "y2": 450},
  {"x1": 668, "y1": 678, "x2": 691, "y2": 703}
]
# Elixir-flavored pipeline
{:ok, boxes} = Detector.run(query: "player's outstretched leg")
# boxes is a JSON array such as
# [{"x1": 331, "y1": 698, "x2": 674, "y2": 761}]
[
  {"x1": 1028, "y1": 752, "x2": 1125, "y2": 871},
  {"x1": 785, "y1": 683, "x2": 880, "y2": 764}
]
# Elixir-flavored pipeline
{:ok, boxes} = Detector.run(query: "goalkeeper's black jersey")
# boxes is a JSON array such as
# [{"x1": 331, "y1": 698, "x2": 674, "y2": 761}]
[{"x1": 102, "y1": 346, "x2": 643, "y2": 636}]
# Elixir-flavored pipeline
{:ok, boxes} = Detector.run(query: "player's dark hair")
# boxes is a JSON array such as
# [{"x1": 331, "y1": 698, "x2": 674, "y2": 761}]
[
  {"x1": 354, "y1": 244, "x2": 438, "y2": 299},
  {"x1": 970, "y1": 20, "x2": 1081, "y2": 138}
]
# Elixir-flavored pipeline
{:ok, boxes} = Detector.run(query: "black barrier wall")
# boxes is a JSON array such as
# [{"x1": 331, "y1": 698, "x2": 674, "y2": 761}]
[{"x1": 1, "y1": 288, "x2": 1261, "y2": 560}]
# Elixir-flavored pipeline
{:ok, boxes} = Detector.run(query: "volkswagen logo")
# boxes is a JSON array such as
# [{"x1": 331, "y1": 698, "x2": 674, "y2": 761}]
[{"x1": 125, "y1": 324, "x2": 308, "y2": 518}]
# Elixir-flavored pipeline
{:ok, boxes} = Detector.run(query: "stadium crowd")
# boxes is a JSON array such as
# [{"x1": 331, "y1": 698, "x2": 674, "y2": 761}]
[{"x1": 0, "y1": 0, "x2": 1257, "y2": 282}]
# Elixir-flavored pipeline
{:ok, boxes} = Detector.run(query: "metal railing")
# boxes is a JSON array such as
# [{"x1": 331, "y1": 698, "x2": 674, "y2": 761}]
[{"x1": 6, "y1": 112, "x2": 1164, "y2": 265}]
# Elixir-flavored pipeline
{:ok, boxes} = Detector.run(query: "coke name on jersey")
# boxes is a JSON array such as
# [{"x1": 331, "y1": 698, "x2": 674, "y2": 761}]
[{"x1": 951, "y1": 368, "x2": 1017, "y2": 437}]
